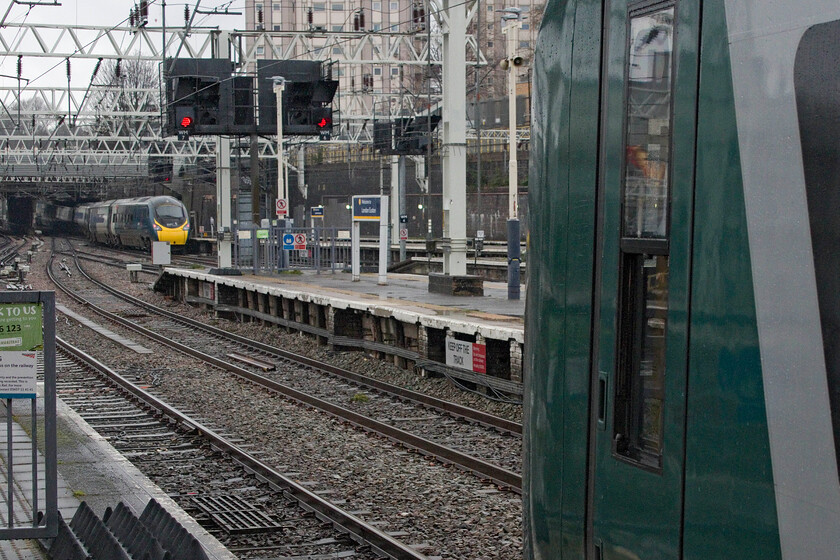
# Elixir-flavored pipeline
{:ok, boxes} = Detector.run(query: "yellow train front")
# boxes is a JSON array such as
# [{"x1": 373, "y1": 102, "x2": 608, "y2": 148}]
[{"x1": 106, "y1": 196, "x2": 189, "y2": 250}]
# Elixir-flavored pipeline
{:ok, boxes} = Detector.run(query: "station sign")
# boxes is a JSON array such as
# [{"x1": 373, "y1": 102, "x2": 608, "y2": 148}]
[
  {"x1": 0, "y1": 303, "x2": 43, "y2": 399},
  {"x1": 311, "y1": 206, "x2": 324, "y2": 218},
  {"x1": 276, "y1": 198, "x2": 288, "y2": 216},
  {"x1": 445, "y1": 338, "x2": 487, "y2": 375},
  {"x1": 352, "y1": 196, "x2": 382, "y2": 221}
]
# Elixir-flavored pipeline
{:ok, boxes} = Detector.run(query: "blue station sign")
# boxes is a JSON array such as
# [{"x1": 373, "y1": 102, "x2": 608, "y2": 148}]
[
  {"x1": 311, "y1": 206, "x2": 324, "y2": 218},
  {"x1": 352, "y1": 196, "x2": 382, "y2": 221},
  {"x1": 282, "y1": 233, "x2": 295, "y2": 250}
]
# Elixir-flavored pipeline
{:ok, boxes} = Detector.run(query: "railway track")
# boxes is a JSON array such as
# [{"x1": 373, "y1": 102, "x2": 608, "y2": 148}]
[
  {"x1": 51, "y1": 239, "x2": 523, "y2": 490},
  {"x1": 54, "y1": 339, "x2": 427, "y2": 559},
  {"x1": 40, "y1": 239, "x2": 524, "y2": 557}
]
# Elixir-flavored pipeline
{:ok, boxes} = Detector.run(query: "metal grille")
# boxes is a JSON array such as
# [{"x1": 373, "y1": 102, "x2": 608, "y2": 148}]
[
  {"x1": 234, "y1": 225, "x2": 351, "y2": 274},
  {"x1": 191, "y1": 495, "x2": 283, "y2": 535}
]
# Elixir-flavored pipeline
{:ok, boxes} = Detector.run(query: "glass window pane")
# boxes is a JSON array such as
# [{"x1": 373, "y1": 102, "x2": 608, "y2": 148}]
[
  {"x1": 638, "y1": 255, "x2": 668, "y2": 456},
  {"x1": 615, "y1": 253, "x2": 669, "y2": 466},
  {"x1": 622, "y1": 7, "x2": 674, "y2": 239}
]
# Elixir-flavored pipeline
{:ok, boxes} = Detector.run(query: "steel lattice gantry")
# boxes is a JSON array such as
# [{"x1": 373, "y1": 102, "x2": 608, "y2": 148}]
[{"x1": 0, "y1": 20, "x2": 487, "y2": 183}]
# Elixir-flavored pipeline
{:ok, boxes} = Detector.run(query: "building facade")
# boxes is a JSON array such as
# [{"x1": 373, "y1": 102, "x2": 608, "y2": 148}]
[{"x1": 244, "y1": 0, "x2": 543, "y2": 128}]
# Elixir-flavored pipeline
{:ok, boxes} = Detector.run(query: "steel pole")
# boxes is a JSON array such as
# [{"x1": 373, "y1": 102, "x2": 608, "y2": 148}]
[{"x1": 503, "y1": 20, "x2": 521, "y2": 300}]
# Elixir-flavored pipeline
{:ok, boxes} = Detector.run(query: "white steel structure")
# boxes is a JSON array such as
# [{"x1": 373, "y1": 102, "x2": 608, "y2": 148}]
[{"x1": 0, "y1": 18, "x2": 486, "y2": 183}]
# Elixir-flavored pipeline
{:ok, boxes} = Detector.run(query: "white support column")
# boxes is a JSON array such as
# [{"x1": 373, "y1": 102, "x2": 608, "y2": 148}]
[
  {"x1": 215, "y1": 136, "x2": 233, "y2": 268},
  {"x1": 503, "y1": 21, "x2": 520, "y2": 221},
  {"x1": 297, "y1": 146, "x2": 306, "y2": 199},
  {"x1": 352, "y1": 221, "x2": 361, "y2": 282},
  {"x1": 390, "y1": 155, "x2": 401, "y2": 259},
  {"x1": 379, "y1": 195, "x2": 389, "y2": 285},
  {"x1": 273, "y1": 79, "x2": 287, "y2": 209},
  {"x1": 441, "y1": 0, "x2": 468, "y2": 276}
]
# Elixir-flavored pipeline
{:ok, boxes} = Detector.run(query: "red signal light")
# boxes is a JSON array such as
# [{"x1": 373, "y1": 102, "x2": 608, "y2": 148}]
[
  {"x1": 317, "y1": 117, "x2": 331, "y2": 128},
  {"x1": 180, "y1": 116, "x2": 193, "y2": 128}
]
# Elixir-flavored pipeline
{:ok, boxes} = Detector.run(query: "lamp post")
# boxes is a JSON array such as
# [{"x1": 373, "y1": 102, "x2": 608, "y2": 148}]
[
  {"x1": 500, "y1": 8, "x2": 522, "y2": 300},
  {"x1": 271, "y1": 77, "x2": 287, "y2": 214}
]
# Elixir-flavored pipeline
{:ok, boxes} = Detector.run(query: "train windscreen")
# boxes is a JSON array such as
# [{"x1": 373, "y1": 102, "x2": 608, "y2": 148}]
[{"x1": 154, "y1": 203, "x2": 186, "y2": 228}]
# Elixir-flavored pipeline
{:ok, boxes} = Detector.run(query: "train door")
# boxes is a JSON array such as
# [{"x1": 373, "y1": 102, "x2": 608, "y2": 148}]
[{"x1": 588, "y1": 1, "x2": 700, "y2": 558}]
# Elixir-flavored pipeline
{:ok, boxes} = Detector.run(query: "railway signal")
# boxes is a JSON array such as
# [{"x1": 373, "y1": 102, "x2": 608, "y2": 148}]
[{"x1": 175, "y1": 106, "x2": 195, "y2": 140}]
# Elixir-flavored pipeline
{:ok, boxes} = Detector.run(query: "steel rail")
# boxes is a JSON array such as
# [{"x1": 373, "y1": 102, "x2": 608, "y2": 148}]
[
  {"x1": 65, "y1": 244, "x2": 522, "y2": 435},
  {"x1": 55, "y1": 338, "x2": 429, "y2": 560},
  {"x1": 47, "y1": 250, "x2": 523, "y2": 492}
]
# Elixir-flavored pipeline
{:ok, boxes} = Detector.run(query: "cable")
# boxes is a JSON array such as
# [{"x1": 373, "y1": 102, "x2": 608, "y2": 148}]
[{"x1": 160, "y1": 0, "x2": 477, "y2": 111}]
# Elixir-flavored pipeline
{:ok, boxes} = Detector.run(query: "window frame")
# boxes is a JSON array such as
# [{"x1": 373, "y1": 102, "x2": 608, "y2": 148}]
[{"x1": 611, "y1": 0, "x2": 678, "y2": 473}]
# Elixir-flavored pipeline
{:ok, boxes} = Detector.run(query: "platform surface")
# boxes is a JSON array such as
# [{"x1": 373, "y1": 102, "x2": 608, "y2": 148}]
[{"x1": 172, "y1": 268, "x2": 526, "y2": 334}]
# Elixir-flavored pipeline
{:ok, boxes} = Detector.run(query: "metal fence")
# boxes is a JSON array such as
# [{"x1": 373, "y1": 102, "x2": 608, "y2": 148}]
[
  {"x1": 233, "y1": 225, "x2": 352, "y2": 274},
  {"x1": 0, "y1": 291, "x2": 58, "y2": 540}
]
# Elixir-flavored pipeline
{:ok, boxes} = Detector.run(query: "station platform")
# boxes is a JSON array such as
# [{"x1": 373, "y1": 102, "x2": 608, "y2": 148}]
[
  {"x1": 155, "y1": 268, "x2": 526, "y2": 394},
  {"x1": 0, "y1": 387, "x2": 235, "y2": 560}
]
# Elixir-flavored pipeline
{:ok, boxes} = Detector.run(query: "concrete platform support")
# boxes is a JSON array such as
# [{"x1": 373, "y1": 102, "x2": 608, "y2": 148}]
[
  {"x1": 510, "y1": 339, "x2": 523, "y2": 383},
  {"x1": 282, "y1": 299, "x2": 294, "y2": 332},
  {"x1": 269, "y1": 295, "x2": 279, "y2": 319},
  {"x1": 418, "y1": 325, "x2": 429, "y2": 361},
  {"x1": 326, "y1": 306, "x2": 336, "y2": 335}
]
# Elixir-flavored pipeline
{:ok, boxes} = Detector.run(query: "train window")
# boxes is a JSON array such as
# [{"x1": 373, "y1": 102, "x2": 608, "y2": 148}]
[
  {"x1": 794, "y1": 18, "x2": 840, "y2": 473},
  {"x1": 155, "y1": 204, "x2": 185, "y2": 219},
  {"x1": 622, "y1": 5, "x2": 673, "y2": 240},
  {"x1": 613, "y1": 3, "x2": 675, "y2": 470}
]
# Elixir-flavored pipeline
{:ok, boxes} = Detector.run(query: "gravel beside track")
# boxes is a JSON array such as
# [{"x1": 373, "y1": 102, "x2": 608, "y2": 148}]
[
  {"x1": 54, "y1": 348, "x2": 394, "y2": 559},
  {"x1": 30, "y1": 237, "x2": 524, "y2": 560}
]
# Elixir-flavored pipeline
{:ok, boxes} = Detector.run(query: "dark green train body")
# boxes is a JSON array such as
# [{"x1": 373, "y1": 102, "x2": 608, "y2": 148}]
[{"x1": 525, "y1": 1, "x2": 840, "y2": 558}]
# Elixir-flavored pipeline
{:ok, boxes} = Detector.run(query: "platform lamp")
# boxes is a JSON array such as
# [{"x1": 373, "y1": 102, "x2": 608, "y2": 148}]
[{"x1": 499, "y1": 7, "x2": 524, "y2": 300}]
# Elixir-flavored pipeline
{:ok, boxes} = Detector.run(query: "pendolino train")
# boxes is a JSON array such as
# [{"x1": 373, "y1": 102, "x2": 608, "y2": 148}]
[
  {"x1": 81, "y1": 196, "x2": 189, "y2": 249},
  {"x1": 525, "y1": 1, "x2": 840, "y2": 559},
  {"x1": 33, "y1": 195, "x2": 190, "y2": 250}
]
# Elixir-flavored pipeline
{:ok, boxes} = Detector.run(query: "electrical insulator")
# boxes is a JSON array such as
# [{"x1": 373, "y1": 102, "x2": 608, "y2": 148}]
[
  {"x1": 412, "y1": 6, "x2": 418, "y2": 24},
  {"x1": 353, "y1": 13, "x2": 359, "y2": 31},
  {"x1": 139, "y1": 0, "x2": 148, "y2": 18},
  {"x1": 184, "y1": 5, "x2": 190, "y2": 22},
  {"x1": 16, "y1": 55, "x2": 21, "y2": 78},
  {"x1": 66, "y1": 58, "x2": 71, "y2": 79},
  {"x1": 257, "y1": 6, "x2": 263, "y2": 25},
  {"x1": 419, "y1": 6, "x2": 425, "y2": 25},
  {"x1": 129, "y1": 9, "x2": 135, "y2": 26},
  {"x1": 92, "y1": 58, "x2": 102, "y2": 79},
  {"x1": 307, "y1": 7, "x2": 313, "y2": 25},
  {"x1": 359, "y1": 8, "x2": 365, "y2": 29},
  {"x1": 115, "y1": 58, "x2": 122, "y2": 79}
]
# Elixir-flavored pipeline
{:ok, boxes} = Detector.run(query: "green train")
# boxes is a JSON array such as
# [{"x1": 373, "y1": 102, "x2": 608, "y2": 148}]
[{"x1": 524, "y1": 1, "x2": 840, "y2": 558}]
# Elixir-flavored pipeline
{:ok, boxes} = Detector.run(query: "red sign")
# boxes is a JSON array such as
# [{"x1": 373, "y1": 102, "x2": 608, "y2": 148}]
[
  {"x1": 399, "y1": 228, "x2": 408, "y2": 240},
  {"x1": 472, "y1": 343, "x2": 486, "y2": 374},
  {"x1": 275, "y1": 198, "x2": 288, "y2": 216},
  {"x1": 294, "y1": 233, "x2": 307, "y2": 250}
]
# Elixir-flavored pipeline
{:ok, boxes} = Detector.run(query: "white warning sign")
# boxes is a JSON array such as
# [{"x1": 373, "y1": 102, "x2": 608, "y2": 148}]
[{"x1": 0, "y1": 351, "x2": 38, "y2": 399}]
